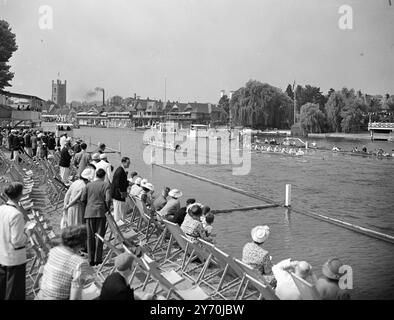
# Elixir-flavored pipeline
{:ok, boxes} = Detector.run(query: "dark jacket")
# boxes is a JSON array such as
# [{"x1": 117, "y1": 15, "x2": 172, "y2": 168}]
[
  {"x1": 81, "y1": 180, "x2": 111, "y2": 218},
  {"x1": 59, "y1": 147, "x2": 72, "y2": 168},
  {"x1": 110, "y1": 166, "x2": 128, "y2": 201},
  {"x1": 47, "y1": 137, "x2": 56, "y2": 150},
  {"x1": 173, "y1": 207, "x2": 188, "y2": 226},
  {"x1": 99, "y1": 272, "x2": 134, "y2": 300},
  {"x1": 24, "y1": 134, "x2": 32, "y2": 148}
]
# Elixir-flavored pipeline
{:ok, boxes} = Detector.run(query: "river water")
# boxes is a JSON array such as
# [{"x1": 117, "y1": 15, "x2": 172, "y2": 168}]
[{"x1": 76, "y1": 126, "x2": 394, "y2": 299}]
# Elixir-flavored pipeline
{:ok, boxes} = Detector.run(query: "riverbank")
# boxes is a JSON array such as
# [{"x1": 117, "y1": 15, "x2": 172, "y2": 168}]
[{"x1": 307, "y1": 132, "x2": 372, "y2": 140}]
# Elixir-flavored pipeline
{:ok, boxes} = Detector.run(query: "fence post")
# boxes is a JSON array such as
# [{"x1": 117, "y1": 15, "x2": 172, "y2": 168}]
[{"x1": 285, "y1": 184, "x2": 291, "y2": 207}]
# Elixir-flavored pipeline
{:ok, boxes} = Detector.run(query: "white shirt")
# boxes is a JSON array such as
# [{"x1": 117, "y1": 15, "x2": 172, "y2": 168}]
[
  {"x1": 59, "y1": 136, "x2": 67, "y2": 149},
  {"x1": 0, "y1": 201, "x2": 28, "y2": 266},
  {"x1": 129, "y1": 185, "x2": 142, "y2": 197},
  {"x1": 94, "y1": 160, "x2": 112, "y2": 183},
  {"x1": 272, "y1": 258, "x2": 301, "y2": 300}
]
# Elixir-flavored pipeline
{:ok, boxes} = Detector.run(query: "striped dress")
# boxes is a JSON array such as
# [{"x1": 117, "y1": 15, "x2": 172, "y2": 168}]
[{"x1": 37, "y1": 246, "x2": 94, "y2": 300}]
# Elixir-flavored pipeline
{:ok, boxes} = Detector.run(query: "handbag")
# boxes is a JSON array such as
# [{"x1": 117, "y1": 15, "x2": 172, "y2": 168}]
[{"x1": 60, "y1": 210, "x2": 68, "y2": 229}]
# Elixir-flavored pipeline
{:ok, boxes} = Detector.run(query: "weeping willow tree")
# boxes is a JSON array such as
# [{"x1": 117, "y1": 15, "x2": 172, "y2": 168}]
[
  {"x1": 230, "y1": 80, "x2": 293, "y2": 129},
  {"x1": 300, "y1": 103, "x2": 327, "y2": 134}
]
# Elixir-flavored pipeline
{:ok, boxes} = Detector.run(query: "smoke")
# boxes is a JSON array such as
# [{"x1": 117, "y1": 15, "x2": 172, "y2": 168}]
[{"x1": 85, "y1": 87, "x2": 104, "y2": 99}]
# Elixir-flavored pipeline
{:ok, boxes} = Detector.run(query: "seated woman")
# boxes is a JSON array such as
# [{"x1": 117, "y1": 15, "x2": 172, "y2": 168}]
[
  {"x1": 139, "y1": 182, "x2": 154, "y2": 208},
  {"x1": 36, "y1": 225, "x2": 95, "y2": 300},
  {"x1": 129, "y1": 177, "x2": 142, "y2": 196},
  {"x1": 242, "y1": 225, "x2": 276, "y2": 287},
  {"x1": 181, "y1": 203, "x2": 212, "y2": 243},
  {"x1": 157, "y1": 189, "x2": 182, "y2": 221}
]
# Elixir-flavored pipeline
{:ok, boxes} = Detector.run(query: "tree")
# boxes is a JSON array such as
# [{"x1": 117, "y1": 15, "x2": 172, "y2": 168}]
[
  {"x1": 230, "y1": 80, "x2": 293, "y2": 129},
  {"x1": 326, "y1": 90, "x2": 345, "y2": 132},
  {"x1": 300, "y1": 103, "x2": 327, "y2": 134},
  {"x1": 217, "y1": 94, "x2": 230, "y2": 123},
  {"x1": 295, "y1": 84, "x2": 326, "y2": 111},
  {"x1": 0, "y1": 20, "x2": 18, "y2": 89},
  {"x1": 285, "y1": 84, "x2": 294, "y2": 100}
]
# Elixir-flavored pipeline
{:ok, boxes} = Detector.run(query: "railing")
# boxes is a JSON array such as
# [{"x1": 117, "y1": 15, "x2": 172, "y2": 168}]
[{"x1": 368, "y1": 122, "x2": 394, "y2": 130}]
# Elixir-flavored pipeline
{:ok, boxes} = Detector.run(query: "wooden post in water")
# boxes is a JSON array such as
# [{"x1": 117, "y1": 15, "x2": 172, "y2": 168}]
[{"x1": 285, "y1": 184, "x2": 291, "y2": 207}]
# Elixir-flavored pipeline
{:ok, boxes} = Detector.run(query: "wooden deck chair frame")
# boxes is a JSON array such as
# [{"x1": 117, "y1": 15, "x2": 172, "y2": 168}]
[
  {"x1": 95, "y1": 233, "x2": 124, "y2": 281},
  {"x1": 234, "y1": 258, "x2": 278, "y2": 300},
  {"x1": 179, "y1": 235, "x2": 222, "y2": 287},
  {"x1": 160, "y1": 219, "x2": 194, "y2": 270},
  {"x1": 105, "y1": 212, "x2": 139, "y2": 249},
  {"x1": 290, "y1": 272, "x2": 321, "y2": 300},
  {"x1": 133, "y1": 197, "x2": 164, "y2": 244},
  {"x1": 144, "y1": 259, "x2": 210, "y2": 300},
  {"x1": 197, "y1": 239, "x2": 244, "y2": 300}
]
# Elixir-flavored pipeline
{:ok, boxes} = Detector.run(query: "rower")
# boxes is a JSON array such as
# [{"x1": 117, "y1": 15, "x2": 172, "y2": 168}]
[
  {"x1": 332, "y1": 145, "x2": 340, "y2": 152},
  {"x1": 362, "y1": 146, "x2": 367, "y2": 153}
]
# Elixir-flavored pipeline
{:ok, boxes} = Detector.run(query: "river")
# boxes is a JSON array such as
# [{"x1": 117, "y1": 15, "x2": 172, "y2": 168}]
[{"x1": 75, "y1": 126, "x2": 394, "y2": 299}]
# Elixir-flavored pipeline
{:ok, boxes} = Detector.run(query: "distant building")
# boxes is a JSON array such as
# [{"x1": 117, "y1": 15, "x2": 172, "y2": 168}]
[
  {"x1": 109, "y1": 95, "x2": 123, "y2": 106},
  {"x1": 52, "y1": 79, "x2": 67, "y2": 107}
]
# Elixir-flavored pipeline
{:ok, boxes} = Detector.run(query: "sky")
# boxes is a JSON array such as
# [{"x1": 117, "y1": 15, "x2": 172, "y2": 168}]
[{"x1": 1, "y1": 0, "x2": 393, "y2": 103}]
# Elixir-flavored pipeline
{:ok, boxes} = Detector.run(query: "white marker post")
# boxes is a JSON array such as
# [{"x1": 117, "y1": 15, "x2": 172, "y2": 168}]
[{"x1": 285, "y1": 184, "x2": 291, "y2": 207}]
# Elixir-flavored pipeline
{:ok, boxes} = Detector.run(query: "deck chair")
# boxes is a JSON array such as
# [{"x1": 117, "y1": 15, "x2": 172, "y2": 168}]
[
  {"x1": 105, "y1": 211, "x2": 139, "y2": 249},
  {"x1": 290, "y1": 272, "x2": 321, "y2": 300},
  {"x1": 198, "y1": 239, "x2": 244, "y2": 299},
  {"x1": 133, "y1": 197, "x2": 165, "y2": 247},
  {"x1": 95, "y1": 233, "x2": 124, "y2": 281},
  {"x1": 143, "y1": 259, "x2": 210, "y2": 300},
  {"x1": 26, "y1": 227, "x2": 50, "y2": 298},
  {"x1": 160, "y1": 219, "x2": 195, "y2": 270},
  {"x1": 234, "y1": 258, "x2": 278, "y2": 300},
  {"x1": 179, "y1": 235, "x2": 221, "y2": 286}
]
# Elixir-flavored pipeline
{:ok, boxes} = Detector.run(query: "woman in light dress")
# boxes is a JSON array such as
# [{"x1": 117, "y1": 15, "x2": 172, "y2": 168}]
[{"x1": 63, "y1": 168, "x2": 95, "y2": 226}]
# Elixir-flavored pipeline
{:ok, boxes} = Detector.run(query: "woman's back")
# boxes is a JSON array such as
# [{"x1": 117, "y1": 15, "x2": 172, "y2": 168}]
[{"x1": 39, "y1": 246, "x2": 91, "y2": 300}]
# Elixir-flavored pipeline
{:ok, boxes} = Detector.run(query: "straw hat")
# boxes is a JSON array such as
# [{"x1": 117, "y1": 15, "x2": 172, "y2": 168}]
[
  {"x1": 92, "y1": 153, "x2": 100, "y2": 161},
  {"x1": 99, "y1": 153, "x2": 107, "y2": 160},
  {"x1": 141, "y1": 178, "x2": 148, "y2": 186},
  {"x1": 80, "y1": 168, "x2": 95, "y2": 181},
  {"x1": 251, "y1": 225, "x2": 270, "y2": 244},
  {"x1": 143, "y1": 182, "x2": 154, "y2": 192},
  {"x1": 322, "y1": 258, "x2": 345, "y2": 280},
  {"x1": 168, "y1": 189, "x2": 183, "y2": 199},
  {"x1": 134, "y1": 177, "x2": 142, "y2": 186}
]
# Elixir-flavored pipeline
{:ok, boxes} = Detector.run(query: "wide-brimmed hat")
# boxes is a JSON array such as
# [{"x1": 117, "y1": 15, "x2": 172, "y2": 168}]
[
  {"x1": 99, "y1": 153, "x2": 107, "y2": 160},
  {"x1": 322, "y1": 258, "x2": 345, "y2": 280},
  {"x1": 92, "y1": 153, "x2": 100, "y2": 161},
  {"x1": 168, "y1": 189, "x2": 182, "y2": 199},
  {"x1": 143, "y1": 182, "x2": 154, "y2": 191},
  {"x1": 134, "y1": 177, "x2": 142, "y2": 186},
  {"x1": 141, "y1": 178, "x2": 148, "y2": 186},
  {"x1": 251, "y1": 225, "x2": 270, "y2": 244},
  {"x1": 114, "y1": 253, "x2": 134, "y2": 271},
  {"x1": 80, "y1": 168, "x2": 95, "y2": 181}
]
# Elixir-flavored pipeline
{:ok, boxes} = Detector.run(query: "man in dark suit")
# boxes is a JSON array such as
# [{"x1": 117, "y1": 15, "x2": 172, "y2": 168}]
[
  {"x1": 81, "y1": 168, "x2": 111, "y2": 266},
  {"x1": 110, "y1": 157, "x2": 131, "y2": 222}
]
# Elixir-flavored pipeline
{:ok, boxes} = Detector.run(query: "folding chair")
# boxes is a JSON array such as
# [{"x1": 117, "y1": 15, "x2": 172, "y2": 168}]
[
  {"x1": 198, "y1": 239, "x2": 244, "y2": 300},
  {"x1": 234, "y1": 258, "x2": 278, "y2": 300},
  {"x1": 290, "y1": 272, "x2": 321, "y2": 300},
  {"x1": 143, "y1": 259, "x2": 210, "y2": 300},
  {"x1": 94, "y1": 233, "x2": 124, "y2": 281}
]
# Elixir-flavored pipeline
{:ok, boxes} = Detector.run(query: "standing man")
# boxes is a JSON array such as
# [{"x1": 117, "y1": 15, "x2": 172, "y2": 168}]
[
  {"x1": 0, "y1": 182, "x2": 31, "y2": 300},
  {"x1": 23, "y1": 130, "x2": 32, "y2": 157},
  {"x1": 81, "y1": 168, "x2": 111, "y2": 266},
  {"x1": 47, "y1": 132, "x2": 56, "y2": 155},
  {"x1": 31, "y1": 131, "x2": 37, "y2": 157},
  {"x1": 95, "y1": 154, "x2": 113, "y2": 184},
  {"x1": 59, "y1": 142, "x2": 72, "y2": 183},
  {"x1": 111, "y1": 157, "x2": 130, "y2": 222},
  {"x1": 74, "y1": 143, "x2": 91, "y2": 177}
]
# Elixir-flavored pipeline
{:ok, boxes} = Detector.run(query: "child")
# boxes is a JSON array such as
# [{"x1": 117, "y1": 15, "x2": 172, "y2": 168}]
[{"x1": 203, "y1": 213, "x2": 215, "y2": 237}]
